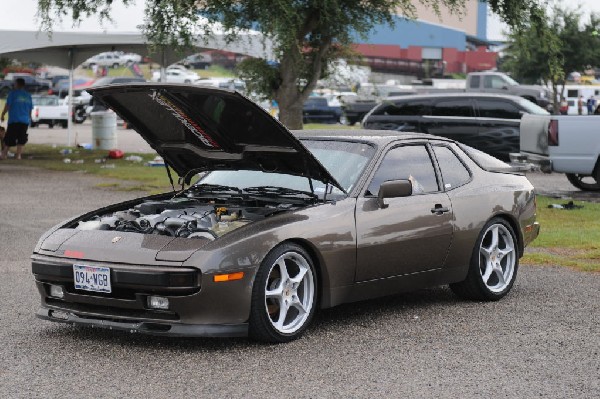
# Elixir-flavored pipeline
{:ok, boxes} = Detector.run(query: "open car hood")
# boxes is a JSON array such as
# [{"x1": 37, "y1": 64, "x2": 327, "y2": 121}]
[{"x1": 88, "y1": 84, "x2": 344, "y2": 191}]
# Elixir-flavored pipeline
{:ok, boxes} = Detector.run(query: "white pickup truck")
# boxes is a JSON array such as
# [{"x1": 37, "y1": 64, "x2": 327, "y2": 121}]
[
  {"x1": 510, "y1": 114, "x2": 600, "y2": 190},
  {"x1": 30, "y1": 95, "x2": 69, "y2": 128}
]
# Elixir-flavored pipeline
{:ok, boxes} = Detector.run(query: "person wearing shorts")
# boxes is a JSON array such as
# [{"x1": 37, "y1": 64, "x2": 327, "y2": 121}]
[{"x1": 1, "y1": 78, "x2": 33, "y2": 160}]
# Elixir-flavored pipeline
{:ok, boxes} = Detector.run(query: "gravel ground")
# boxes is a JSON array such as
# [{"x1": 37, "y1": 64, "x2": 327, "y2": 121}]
[{"x1": 0, "y1": 164, "x2": 598, "y2": 398}]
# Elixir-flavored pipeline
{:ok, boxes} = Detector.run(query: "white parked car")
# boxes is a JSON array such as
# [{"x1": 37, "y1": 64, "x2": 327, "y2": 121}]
[
  {"x1": 151, "y1": 69, "x2": 200, "y2": 84},
  {"x1": 81, "y1": 52, "x2": 125, "y2": 69},
  {"x1": 30, "y1": 95, "x2": 69, "y2": 128},
  {"x1": 194, "y1": 78, "x2": 246, "y2": 91}
]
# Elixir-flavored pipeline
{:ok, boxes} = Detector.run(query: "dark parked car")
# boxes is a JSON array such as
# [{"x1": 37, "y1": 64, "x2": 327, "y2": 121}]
[
  {"x1": 0, "y1": 74, "x2": 51, "y2": 98},
  {"x1": 32, "y1": 84, "x2": 539, "y2": 343},
  {"x1": 302, "y1": 97, "x2": 342, "y2": 123},
  {"x1": 362, "y1": 93, "x2": 550, "y2": 160}
]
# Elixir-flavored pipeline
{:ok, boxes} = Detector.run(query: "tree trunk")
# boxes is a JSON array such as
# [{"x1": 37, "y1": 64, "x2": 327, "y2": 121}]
[{"x1": 278, "y1": 98, "x2": 304, "y2": 130}]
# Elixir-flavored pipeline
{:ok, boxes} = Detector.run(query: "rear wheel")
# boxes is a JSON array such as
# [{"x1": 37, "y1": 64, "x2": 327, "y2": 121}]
[
  {"x1": 249, "y1": 243, "x2": 317, "y2": 343},
  {"x1": 61, "y1": 121, "x2": 68, "y2": 128},
  {"x1": 450, "y1": 218, "x2": 518, "y2": 301},
  {"x1": 565, "y1": 173, "x2": 600, "y2": 191},
  {"x1": 48, "y1": 122, "x2": 54, "y2": 129},
  {"x1": 112, "y1": 63, "x2": 120, "y2": 69}
]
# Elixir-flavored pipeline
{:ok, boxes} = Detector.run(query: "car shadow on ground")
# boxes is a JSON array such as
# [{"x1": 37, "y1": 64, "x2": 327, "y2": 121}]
[{"x1": 38, "y1": 286, "x2": 466, "y2": 350}]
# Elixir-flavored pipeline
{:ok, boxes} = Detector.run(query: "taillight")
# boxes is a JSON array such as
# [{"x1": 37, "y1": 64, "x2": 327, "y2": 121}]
[
  {"x1": 548, "y1": 119, "x2": 559, "y2": 146},
  {"x1": 35, "y1": 108, "x2": 39, "y2": 117}
]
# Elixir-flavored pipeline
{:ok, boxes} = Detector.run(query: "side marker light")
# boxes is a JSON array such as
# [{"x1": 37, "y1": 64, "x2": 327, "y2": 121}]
[{"x1": 213, "y1": 272, "x2": 244, "y2": 282}]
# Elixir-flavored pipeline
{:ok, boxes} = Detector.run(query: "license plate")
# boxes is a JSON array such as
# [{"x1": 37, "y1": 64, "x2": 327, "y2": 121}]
[{"x1": 73, "y1": 265, "x2": 112, "y2": 293}]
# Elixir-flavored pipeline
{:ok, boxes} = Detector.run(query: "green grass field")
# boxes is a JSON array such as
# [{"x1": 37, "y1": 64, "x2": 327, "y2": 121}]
[{"x1": 521, "y1": 196, "x2": 600, "y2": 272}]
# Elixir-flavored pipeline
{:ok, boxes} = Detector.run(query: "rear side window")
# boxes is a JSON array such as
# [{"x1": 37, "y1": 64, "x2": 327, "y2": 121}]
[
  {"x1": 483, "y1": 75, "x2": 507, "y2": 89},
  {"x1": 477, "y1": 99, "x2": 521, "y2": 119},
  {"x1": 469, "y1": 76, "x2": 480, "y2": 89},
  {"x1": 372, "y1": 100, "x2": 429, "y2": 116},
  {"x1": 433, "y1": 146, "x2": 471, "y2": 189},
  {"x1": 366, "y1": 145, "x2": 439, "y2": 195},
  {"x1": 458, "y1": 144, "x2": 513, "y2": 171},
  {"x1": 432, "y1": 100, "x2": 474, "y2": 117}
]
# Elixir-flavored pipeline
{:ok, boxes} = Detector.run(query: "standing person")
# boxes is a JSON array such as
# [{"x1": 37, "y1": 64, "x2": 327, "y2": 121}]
[
  {"x1": 559, "y1": 97, "x2": 569, "y2": 115},
  {"x1": 577, "y1": 95, "x2": 584, "y2": 115},
  {"x1": 587, "y1": 96, "x2": 595, "y2": 115},
  {"x1": 0, "y1": 78, "x2": 33, "y2": 160}
]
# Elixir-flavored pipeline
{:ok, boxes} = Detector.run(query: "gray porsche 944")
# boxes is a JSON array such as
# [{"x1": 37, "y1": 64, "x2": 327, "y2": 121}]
[{"x1": 32, "y1": 84, "x2": 539, "y2": 343}]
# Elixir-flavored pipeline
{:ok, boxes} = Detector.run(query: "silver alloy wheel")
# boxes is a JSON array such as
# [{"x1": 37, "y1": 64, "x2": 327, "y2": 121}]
[
  {"x1": 478, "y1": 223, "x2": 516, "y2": 293},
  {"x1": 264, "y1": 252, "x2": 315, "y2": 334}
]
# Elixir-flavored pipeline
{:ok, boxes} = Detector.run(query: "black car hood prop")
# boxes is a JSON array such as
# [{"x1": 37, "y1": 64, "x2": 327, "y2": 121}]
[{"x1": 87, "y1": 84, "x2": 345, "y2": 192}]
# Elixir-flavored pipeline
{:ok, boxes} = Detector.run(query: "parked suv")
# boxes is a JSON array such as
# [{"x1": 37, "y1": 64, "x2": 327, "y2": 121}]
[
  {"x1": 81, "y1": 52, "x2": 125, "y2": 69},
  {"x1": 362, "y1": 93, "x2": 549, "y2": 160}
]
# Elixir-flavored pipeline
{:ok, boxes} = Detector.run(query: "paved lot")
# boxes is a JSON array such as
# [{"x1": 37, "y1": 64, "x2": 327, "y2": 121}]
[{"x1": 0, "y1": 163, "x2": 598, "y2": 398}]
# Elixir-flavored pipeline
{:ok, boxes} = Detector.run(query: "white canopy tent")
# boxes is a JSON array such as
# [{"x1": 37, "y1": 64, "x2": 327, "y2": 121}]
[{"x1": 0, "y1": 29, "x2": 274, "y2": 145}]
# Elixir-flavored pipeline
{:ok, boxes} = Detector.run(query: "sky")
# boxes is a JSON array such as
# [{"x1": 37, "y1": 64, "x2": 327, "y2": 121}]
[{"x1": 4, "y1": 0, "x2": 600, "y2": 40}]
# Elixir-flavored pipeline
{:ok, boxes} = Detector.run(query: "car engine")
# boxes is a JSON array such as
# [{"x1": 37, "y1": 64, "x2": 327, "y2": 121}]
[{"x1": 75, "y1": 198, "x2": 279, "y2": 240}]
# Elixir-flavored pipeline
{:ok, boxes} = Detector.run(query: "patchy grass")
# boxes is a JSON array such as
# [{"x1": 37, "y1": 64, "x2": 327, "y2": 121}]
[
  {"x1": 521, "y1": 195, "x2": 600, "y2": 272},
  {"x1": 7, "y1": 144, "x2": 172, "y2": 193}
]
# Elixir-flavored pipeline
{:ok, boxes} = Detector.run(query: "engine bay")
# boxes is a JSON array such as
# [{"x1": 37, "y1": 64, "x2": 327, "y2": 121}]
[{"x1": 75, "y1": 196, "x2": 297, "y2": 240}]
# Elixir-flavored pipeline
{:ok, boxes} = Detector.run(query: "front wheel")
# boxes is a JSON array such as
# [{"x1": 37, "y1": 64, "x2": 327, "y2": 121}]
[
  {"x1": 565, "y1": 173, "x2": 600, "y2": 191},
  {"x1": 249, "y1": 243, "x2": 317, "y2": 343},
  {"x1": 450, "y1": 218, "x2": 519, "y2": 301}
]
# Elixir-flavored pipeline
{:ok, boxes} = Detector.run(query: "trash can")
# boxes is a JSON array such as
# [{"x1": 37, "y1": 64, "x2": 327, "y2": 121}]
[{"x1": 91, "y1": 111, "x2": 117, "y2": 150}]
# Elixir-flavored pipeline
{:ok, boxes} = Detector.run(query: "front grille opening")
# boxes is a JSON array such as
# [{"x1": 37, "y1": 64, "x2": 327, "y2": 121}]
[
  {"x1": 140, "y1": 323, "x2": 172, "y2": 332},
  {"x1": 46, "y1": 298, "x2": 179, "y2": 321}
]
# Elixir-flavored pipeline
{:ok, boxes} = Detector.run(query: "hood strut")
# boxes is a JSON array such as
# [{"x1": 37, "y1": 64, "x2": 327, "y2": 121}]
[{"x1": 165, "y1": 163, "x2": 175, "y2": 192}]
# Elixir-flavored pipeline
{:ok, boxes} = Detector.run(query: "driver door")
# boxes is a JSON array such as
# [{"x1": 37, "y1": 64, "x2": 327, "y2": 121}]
[{"x1": 355, "y1": 143, "x2": 453, "y2": 281}]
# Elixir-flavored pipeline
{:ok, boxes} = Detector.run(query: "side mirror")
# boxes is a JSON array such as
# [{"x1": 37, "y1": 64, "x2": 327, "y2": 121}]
[{"x1": 377, "y1": 180, "x2": 412, "y2": 208}]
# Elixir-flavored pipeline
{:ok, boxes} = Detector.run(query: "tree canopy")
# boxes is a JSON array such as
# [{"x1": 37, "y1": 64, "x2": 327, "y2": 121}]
[
  {"x1": 38, "y1": 0, "x2": 546, "y2": 128},
  {"x1": 502, "y1": 2, "x2": 600, "y2": 112}
]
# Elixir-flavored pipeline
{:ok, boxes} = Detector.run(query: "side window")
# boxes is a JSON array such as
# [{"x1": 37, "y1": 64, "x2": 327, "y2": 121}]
[
  {"x1": 484, "y1": 75, "x2": 507, "y2": 89},
  {"x1": 372, "y1": 100, "x2": 430, "y2": 116},
  {"x1": 433, "y1": 145, "x2": 471, "y2": 189},
  {"x1": 366, "y1": 145, "x2": 439, "y2": 195},
  {"x1": 431, "y1": 100, "x2": 474, "y2": 117},
  {"x1": 469, "y1": 75, "x2": 480, "y2": 89},
  {"x1": 477, "y1": 99, "x2": 522, "y2": 119}
]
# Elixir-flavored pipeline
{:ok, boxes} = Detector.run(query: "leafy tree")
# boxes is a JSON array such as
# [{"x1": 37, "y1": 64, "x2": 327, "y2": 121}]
[
  {"x1": 38, "y1": 0, "x2": 544, "y2": 128},
  {"x1": 502, "y1": 3, "x2": 600, "y2": 112}
]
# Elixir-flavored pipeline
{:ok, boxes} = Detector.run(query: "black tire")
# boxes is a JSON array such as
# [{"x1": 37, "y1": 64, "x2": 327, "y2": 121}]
[
  {"x1": 565, "y1": 173, "x2": 600, "y2": 191},
  {"x1": 249, "y1": 243, "x2": 318, "y2": 343},
  {"x1": 450, "y1": 217, "x2": 519, "y2": 301},
  {"x1": 48, "y1": 122, "x2": 54, "y2": 129},
  {"x1": 73, "y1": 107, "x2": 86, "y2": 124},
  {"x1": 61, "y1": 121, "x2": 68, "y2": 129},
  {"x1": 112, "y1": 63, "x2": 120, "y2": 69},
  {"x1": 30, "y1": 122, "x2": 38, "y2": 128}
]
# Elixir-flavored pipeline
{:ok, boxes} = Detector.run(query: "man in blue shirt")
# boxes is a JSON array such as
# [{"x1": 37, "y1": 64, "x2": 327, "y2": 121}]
[{"x1": 1, "y1": 78, "x2": 33, "y2": 160}]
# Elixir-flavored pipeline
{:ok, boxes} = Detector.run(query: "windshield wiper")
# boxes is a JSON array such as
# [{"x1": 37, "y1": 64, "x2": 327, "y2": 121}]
[{"x1": 243, "y1": 186, "x2": 318, "y2": 200}]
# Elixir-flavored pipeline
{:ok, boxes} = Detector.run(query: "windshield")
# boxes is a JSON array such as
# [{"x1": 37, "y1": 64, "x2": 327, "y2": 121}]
[
  {"x1": 197, "y1": 139, "x2": 375, "y2": 196},
  {"x1": 517, "y1": 98, "x2": 550, "y2": 115},
  {"x1": 503, "y1": 75, "x2": 520, "y2": 86},
  {"x1": 32, "y1": 96, "x2": 59, "y2": 106}
]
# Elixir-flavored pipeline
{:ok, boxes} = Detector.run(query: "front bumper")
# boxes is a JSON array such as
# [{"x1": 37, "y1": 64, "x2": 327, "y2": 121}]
[
  {"x1": 36, "y1": 308, "x2": 248, "y2": 337},
  {"x1": 32, "y1": 254, "x2": 256, "y2": 337}
]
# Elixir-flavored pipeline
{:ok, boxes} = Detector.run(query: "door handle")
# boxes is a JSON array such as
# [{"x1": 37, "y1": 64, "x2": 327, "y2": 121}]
[{"x1": 431, "y1": 204, "x2": 450, "y2": 215}]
